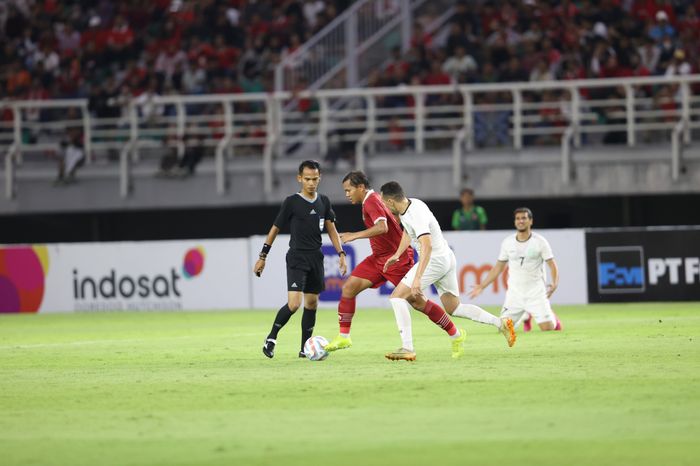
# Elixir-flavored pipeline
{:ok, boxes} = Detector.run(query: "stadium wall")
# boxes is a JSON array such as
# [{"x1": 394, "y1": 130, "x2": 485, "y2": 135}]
[{"x1": 1, "y1": 193, "x2": 699, "y2": 244}]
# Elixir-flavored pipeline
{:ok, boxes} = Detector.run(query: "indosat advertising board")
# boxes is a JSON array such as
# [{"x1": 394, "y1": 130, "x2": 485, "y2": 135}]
[{"x1": 0, "y1": 240, "x2": 250, "y2": 313}]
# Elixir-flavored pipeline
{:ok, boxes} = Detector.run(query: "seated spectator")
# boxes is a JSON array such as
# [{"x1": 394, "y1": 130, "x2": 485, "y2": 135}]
[
  {"x1": 637, "y1": 37, "x2": 660, "y2": 74},
  {"x1": 55, "y1": 108, "x2": 85, "y2": 185},
  {"x1": 442, "y1": 46, "x2": 478, "y2": 82},
  {"x1": 157, "y1": 123, "x2": 206, "y2": 178},
  {"x1": 499, "y1": 57, "x2": 527, "y2": 83},
  {"x1": 665, "y1": 49, "x2": 691, "y2": 77},
  {"x1": 649, "y1": 11, "x2": 675, "y2": 42},
  {"x1": 530, "y1": 59, "x2": 554, "y2": 82}
]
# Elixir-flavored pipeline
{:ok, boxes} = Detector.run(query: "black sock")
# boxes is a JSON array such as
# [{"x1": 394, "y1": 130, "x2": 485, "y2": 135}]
[
  {"x1": 300, "y1": 307, "x2": 317, "y2": 351},
  {"x1": 267, "y1": 304, "x2": 294, "y2": 340}
]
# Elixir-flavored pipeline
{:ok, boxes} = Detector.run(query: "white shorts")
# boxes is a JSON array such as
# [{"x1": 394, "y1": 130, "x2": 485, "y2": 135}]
[
  {"x1": 400, "y1": 250, "x2": 459, "y2": 297},
  {"x1": 501, "y1": 290, "x2": 555, "y2": 325}
]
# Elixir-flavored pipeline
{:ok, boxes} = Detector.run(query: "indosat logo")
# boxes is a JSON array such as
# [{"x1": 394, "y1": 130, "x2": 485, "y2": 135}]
[
  {"x1": 0, "y1": 246, "x2": 49, "y2": 313},
  {"x1": 72, "y1": 247, "x2": 205, "y2": 311}
]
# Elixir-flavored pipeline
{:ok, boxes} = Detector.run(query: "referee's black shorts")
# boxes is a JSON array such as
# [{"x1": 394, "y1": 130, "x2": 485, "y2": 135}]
[{"x1": 285, "y1": 249, "x2": 325, "y2": 294}]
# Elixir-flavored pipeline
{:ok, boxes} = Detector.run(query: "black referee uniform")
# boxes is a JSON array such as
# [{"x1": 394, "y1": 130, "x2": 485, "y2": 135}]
[
  {"x1": 260, "y1": 191, "x2": 340, "y2": 358},
  {"x1": 274, "y1": 193, "x2": 336, "y2": 294}
]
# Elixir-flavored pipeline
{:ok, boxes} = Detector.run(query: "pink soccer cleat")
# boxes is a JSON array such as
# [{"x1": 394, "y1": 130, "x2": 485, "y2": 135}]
[
  {"x1": 523, "y1": 314, "x2": 532, "y2": 332},
  {"x1": 554, "y1": 313, "x2": 563, "y2": 331}
]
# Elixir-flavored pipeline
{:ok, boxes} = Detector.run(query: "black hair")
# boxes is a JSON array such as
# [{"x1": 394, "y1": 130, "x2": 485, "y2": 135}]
[
  {"x1": 460, "y1": 188, "x2": 474, "y2": 196},
  {"x1": 298, "y1": 160, "x2": 321, "y2": 174},
  {"x1": 342, "y1": 171, "x2": 371, "y2": 189},
  {"x1": 380, "y1": 181, "x2": 405, "y2": 201},
  {"x1": 514, "y1": 207, "x2": 533, "y2": 219}
]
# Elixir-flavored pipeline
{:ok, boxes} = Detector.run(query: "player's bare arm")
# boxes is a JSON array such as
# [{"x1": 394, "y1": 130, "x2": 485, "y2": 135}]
[
  {"x1": 253, "y1": 225, "x2": 280, "y2": 277},
  {"x1": 410, "y1": 234, "x2": 432, "y2": 298},
  {"x1": 546, "y1": 258, "x2": 559, "y2": 298},
  {"x1": 468, "y1": 260, "x2": 507, "y2": 299},
  {"x1": 383, "y1": 231, "x2": 412, "y2": 272},
  {"x1": 340, "y1": 219, "x2": 388, "y2": 244},
  {"x1": 325, "y1": 220, "x2": 348, "y2": 276}
]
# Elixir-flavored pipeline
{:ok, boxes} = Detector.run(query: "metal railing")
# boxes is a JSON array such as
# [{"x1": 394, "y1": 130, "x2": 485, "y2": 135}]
[
  {"x1": 3, "y1": 74, "x2": 700, "y2": 200},
  {"x1": 274, "y1": 0, "x2": 455, "y2": 92}
]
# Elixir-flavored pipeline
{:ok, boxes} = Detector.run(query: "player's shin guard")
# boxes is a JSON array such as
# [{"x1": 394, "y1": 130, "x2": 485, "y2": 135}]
[
  {"x1": 338, "y1": 296, "x2": 356, "y2": 336},
  {"x1": 301, "y1": 307, "x2": 317, "y2": 351},
  {"x1": 267, "y1": 304, "x2": 293, "y2": 340},
  {"x1": 423, "y1": 300, "x2": 458, "y2": 337}
]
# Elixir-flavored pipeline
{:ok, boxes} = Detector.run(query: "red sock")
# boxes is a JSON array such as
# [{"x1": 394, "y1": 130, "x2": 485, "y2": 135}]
[
  {"x1": 423, "y1": 300, "x2": 457, "y2": 336},
  {"x1": 338, "y1": 296, "x2": 356, "y2": 335}
]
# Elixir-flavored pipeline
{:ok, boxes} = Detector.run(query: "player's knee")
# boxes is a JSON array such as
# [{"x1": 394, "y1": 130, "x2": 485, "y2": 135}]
[
  {"x1": 406, "y1": 296, "x2": 425, "y2": 312},
  {"x1": 287, "y1": 301, "x2": 301, "y2": 313},
  {"x1": 390, "y1": 286, "x2": 408, "y2": 300},
  {"x1": 304, "y1": 298, "x2": 318, "y2": 310},
  {"x1": 341, "y1": 280, "x2": 359, "y2": 297}
]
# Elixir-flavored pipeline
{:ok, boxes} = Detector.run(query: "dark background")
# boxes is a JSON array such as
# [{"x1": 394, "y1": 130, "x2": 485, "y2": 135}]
[
  {"x1": 586, "y1": 229, "x2": 700, "y2": 302},
  {"x1": 1, "y1": 193, "x2": 698, "y2": 244}
]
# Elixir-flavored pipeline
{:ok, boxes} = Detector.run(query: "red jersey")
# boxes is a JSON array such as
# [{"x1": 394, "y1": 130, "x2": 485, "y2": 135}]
[{"x1": 362, "y1": 191, "x2": 412, "y2": 265}]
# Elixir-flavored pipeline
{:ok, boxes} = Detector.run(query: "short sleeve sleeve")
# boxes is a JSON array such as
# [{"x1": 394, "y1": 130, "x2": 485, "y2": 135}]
[
  {"x1": 323, "y1": 196, "x2": 336, "y2": 223},
  {"x1": 273, "y1": 197, "x2": 292, "y2": 229},
  {"x1": 412, "y1": 203, "x2": 431, "y2": 238},
  {"x1": 540, "y1": 236, "x2": 554, "y2": 261},
  {"x1": 498, "y1": 238, "x2": 509, "y2": 262},
  {"x1": 477, "y1": 206, "x2": 488, "y2": 227},
  {"x1": 364, "y1": 197, "x2": 387, "y2": 225},
  {"x1": 451, "y1": 209, "x2": 461, "y2": 230}
]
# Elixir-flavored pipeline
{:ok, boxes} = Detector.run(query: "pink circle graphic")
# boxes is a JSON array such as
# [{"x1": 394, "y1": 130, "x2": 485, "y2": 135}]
[
  {"x1": 182, "y1": 247, "x2": 205, "y2": 279},
  {"x1": 0, "y1": 247, "x2": 46, "y2": 313}
]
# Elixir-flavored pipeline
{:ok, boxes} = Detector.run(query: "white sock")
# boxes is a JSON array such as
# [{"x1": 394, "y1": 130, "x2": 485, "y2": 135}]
[
  {"x1": 340, "y1": 333, "x2": 349, "y2": 338},
  {"x1": 513, "y1": 313, "x2": 529, "y2": 328},
  {"x1": 453, "y1": 304, "x2": 501, "y2": 328},
  {"x1": 390, "y1": 298, "x2": 414, "y2": 351}
]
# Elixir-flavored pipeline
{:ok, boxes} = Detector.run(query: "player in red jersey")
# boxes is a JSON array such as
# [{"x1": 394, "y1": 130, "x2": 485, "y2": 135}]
[{"x1": 325, "y1": 171, "x2": 414, "y2": 352}]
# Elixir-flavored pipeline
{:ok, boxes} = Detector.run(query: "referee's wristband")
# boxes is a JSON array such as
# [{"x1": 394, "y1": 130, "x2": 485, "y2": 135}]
[
  {"x1": 259, "y1": 243, "x2": 271, "y2": 260},
  {"x1": 337, "y1": 251, "x2": 346, "y2": 257}
]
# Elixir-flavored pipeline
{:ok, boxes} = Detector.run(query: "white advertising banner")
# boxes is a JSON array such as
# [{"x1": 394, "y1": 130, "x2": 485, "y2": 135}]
[
  {"x1": 249, "y1": 229, "x2": 588, "y2": 309},
  {"x1": 0, "y1": 240, "x2": 250, "y2": 313},
  {"x1": 0, "y1": 230, "x2": 587, "y2": 314}
]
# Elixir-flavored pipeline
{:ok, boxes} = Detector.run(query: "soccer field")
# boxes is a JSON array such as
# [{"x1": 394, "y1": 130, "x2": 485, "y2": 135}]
[{"x1": 1, "y1": 304, "x2": 698, "y2": 466}]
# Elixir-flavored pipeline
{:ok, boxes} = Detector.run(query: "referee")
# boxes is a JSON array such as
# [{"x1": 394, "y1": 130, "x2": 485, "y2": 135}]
[{"x1": 254, "y1": 160, "x2": 347, "y2": 358}]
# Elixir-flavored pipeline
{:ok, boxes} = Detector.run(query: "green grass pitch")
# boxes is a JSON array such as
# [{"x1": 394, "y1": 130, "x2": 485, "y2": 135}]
[{"x1": 1, "y1": 303, "x2": 699, "y2": 466}]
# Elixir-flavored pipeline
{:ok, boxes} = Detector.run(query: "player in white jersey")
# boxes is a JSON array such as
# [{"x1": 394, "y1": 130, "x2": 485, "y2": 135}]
[
  {"x1": 380, "y1": 182, "x2": 516, "y2": 361},
  {"x1": 469, "y1": 207, "x2": 562, "y2": 331}
]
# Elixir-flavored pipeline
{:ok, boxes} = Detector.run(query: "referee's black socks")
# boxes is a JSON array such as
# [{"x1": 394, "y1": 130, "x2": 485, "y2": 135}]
[
  {"x1": 301, "y1": 307, "x2": 317, "y2": 351},
  {"x1": 267, "y1": 304, "x2": 294, "y2": 340}
]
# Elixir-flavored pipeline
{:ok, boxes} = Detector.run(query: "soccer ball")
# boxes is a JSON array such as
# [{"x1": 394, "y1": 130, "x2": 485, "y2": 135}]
[{"x1": 303, "y1": 335, "x2": 329, "y2": 361}]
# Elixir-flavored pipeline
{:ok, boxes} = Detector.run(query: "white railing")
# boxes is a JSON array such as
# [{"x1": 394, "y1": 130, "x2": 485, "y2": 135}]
[
  {"x1": 3, "y1": 74, "x2": 700, "y2": 200},
  {"x1": 274, "y1": 0, "x2": 455, "y2": 92}
]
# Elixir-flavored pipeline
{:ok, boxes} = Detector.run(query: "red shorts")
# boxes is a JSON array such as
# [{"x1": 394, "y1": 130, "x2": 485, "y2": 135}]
[{"x1": 351, "y1": 254, "x2": 414, "y2": 288}]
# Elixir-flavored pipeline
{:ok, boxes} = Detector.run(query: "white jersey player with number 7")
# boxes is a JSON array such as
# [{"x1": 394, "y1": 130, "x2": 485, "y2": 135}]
[{"x1": 469, "y1": 207, "x2": 562, "y2": 332}]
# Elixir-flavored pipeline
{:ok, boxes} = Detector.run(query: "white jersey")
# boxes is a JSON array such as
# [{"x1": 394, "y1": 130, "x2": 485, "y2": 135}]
[
  {"x1": 400, "y1": 198, "x2": 450, "y2": 258},
  {"x1": 498, "y1": 232, "x2": 554, "y2": 295}
]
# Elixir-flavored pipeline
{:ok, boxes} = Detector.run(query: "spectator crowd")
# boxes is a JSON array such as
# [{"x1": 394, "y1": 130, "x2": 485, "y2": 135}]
[
  {"x1": 1, "y1": 0, "x2": 350, "y2": 104},
  {"x1": 2, "y1": 0, "x2": 697, "y2": 158},
  {"x1": 367, "y1": 0, "x2": 699, "y2": 147}
]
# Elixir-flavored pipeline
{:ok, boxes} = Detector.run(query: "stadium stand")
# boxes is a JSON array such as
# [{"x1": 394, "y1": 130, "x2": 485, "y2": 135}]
[{"x1": 1, "y1": 0, "x2": 700, "y2": 213}]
